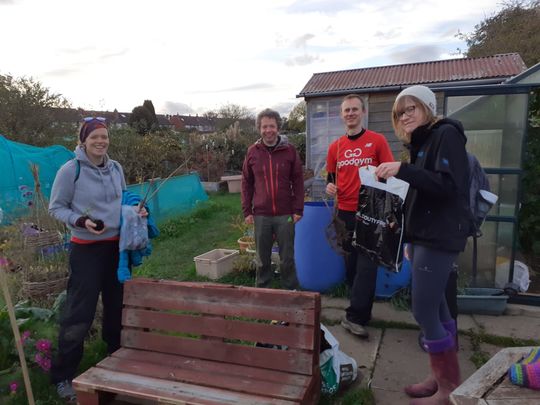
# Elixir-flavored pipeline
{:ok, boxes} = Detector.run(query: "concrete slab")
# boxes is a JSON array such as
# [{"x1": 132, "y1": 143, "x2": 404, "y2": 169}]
[
  {"x1": 325, "y1": 324, "x2": 382, "y2": 374},
  {"x1": 472, "y1": 314, "x2": 540, "y2": 341},
  {"x1": 372, "y1": 302, "x2": 416, "y2": 325},
  {"x1": 322, "y1": 307, "x2": 344, "y2": 324}
]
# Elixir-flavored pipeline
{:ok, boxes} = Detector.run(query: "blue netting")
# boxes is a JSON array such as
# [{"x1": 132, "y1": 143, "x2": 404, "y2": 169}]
[
  {"x1": 126, "y1": 173, "x2": 208, "y2": 223},
  {"x1": 0, "y1": 135, "x2": 74, "y2": 221}
]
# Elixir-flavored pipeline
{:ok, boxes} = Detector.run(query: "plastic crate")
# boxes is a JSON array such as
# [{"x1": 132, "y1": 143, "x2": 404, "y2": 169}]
[
  {"x1": 457, "y1": 288, "x2": 508, "y2": 315},
  {"x1": 194, "y1": 249, "x2": 239, "y2": 280},
  {"x1": 220, "y1": 175, "x2": 242, "y2": 193}
]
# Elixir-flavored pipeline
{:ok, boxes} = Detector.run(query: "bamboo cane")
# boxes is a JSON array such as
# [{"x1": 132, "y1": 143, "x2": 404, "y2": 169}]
[
  {"x1": 0, "y1": 261, "x2": 35, "y2": 405},
  {"x1": 139, "y1": 158, "x2": 191, "y2": 208}
]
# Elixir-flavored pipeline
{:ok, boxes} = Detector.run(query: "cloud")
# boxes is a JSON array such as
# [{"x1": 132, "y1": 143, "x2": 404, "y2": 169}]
[
  {"x1": 272, "y1": 101, "x2": 297, "y2": 116},
  {"x1": 286, "y1": 0, "x2": 360, "y2": 14},
  {"x1": 389, "y1": 45, "x2": 444, "y2": 64},
  {"x1": 162, "y1": 101, "x2": 195, "y2": 115},
  {"x1": 99, "y1": 49, "x2": 129, "y2": 61},
  {"x1": 43, "y1": 67, "x2": 81, "y2": 77},
  {"x1": 374, "y1": 29, "x2": 401, "y2": 41},
  {"x1": 0, "y1": 0, "x2": 15, "y2": 4},
  {"x1": 285, "y1": 54, "x2": 322, "y2": 66},
  {"x1": 292, "y1": 34, "x2": 315, "y2": 48},
  {"x1": 191, "y1": 83, "x2": 275, "y2": 94}
]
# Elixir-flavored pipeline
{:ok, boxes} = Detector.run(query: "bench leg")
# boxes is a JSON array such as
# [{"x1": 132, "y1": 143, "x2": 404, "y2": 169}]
[{"x1": 76, "y1": 391, "x2": 100, "y2": 405}]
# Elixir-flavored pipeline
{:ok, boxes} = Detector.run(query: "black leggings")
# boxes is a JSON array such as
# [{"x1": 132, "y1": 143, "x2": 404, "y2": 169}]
[
  {"x1": 51, "y1": 241, "x2": 123, "y2": 383},
  {"x1": 410, "y1": 244, "x2": 458, "y2": 341}
]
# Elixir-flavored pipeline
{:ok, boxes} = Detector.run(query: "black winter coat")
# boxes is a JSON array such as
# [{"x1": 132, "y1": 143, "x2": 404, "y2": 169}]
[{"x1": 396, "y1": 118, "x2": 471, "y2": 252}]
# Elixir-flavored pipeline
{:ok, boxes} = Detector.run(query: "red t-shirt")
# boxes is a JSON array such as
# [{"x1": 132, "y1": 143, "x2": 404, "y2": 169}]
[{"x1": 327, "y1": 130, "x2": 394, "y2": 211}]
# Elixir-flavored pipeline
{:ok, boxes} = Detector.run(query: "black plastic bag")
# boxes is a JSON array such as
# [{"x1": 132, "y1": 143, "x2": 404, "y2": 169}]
[{"x1": 353, "y1": 166, "x2": 409, "y2": 271}]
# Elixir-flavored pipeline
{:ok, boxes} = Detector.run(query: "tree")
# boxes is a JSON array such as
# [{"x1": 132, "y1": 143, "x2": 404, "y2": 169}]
[
  {"x1": 217, "y1": 103, "x2": 254, "y2": 131},
  {"x1": 129, "y1": 100, "x2": 159, "y2": 135},
  {"x1": 460, "y1": 1, "x2": 540, "y2": 67},
  {"x1": 0, "y1": 74, "x2": 70, "y2": 145},
  {"x1": 287, "y1": 101, "x2": 306, "y2": 133}
]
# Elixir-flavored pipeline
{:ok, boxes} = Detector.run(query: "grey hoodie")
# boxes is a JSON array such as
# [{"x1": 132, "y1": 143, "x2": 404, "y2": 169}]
[{"x1": 49, "y1": 146, "x2": 126, "y2": 241}]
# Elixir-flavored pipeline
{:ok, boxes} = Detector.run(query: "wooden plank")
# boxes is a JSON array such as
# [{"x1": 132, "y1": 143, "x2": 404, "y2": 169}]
[
  {"x1": 98, "y1": 356, "x2": 307, "y2": 401},
  {"x1": 450, "y1": 347, "x2": 536, "y2": 404},
  {"x1": 121, "y1": 329, "x2": 315, "y2": 375},
  {"x1": 125, "y1": 279, "x2": 318, "y2": 310},
  {"x1": 110, "y1": 348, "x2": 311, "y2": 387},
  {"x1": 73, "y1": 367, "x2": 297, "y2": 405},
  {"x1": 123, "y1": 280, "x2": 319, "y2": 325},
  {"x1": 122, "y1": 308, "x2": 315, "y2": 350}
]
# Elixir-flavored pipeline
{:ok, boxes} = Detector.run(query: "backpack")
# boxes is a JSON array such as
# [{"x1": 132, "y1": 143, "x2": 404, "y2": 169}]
[{"x1": 467, "y1": 153, "x2": 497, "y2": 238}]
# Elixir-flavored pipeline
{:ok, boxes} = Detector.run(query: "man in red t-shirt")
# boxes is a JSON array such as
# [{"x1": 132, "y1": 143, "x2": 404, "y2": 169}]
[{"x1": 326, "y1": 94, "x2": 394, "y2": 338}]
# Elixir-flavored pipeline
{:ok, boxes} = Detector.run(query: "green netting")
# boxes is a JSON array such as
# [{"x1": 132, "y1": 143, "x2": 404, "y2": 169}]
[
  {"x1": 0, "y1": 134, "x2": 74, "y2": 222},
  {"x1": 0, "y1": 135, "x2": 208, "y2": 224},
  {"x1": 126, "y1": 173, "x2": 208, "y2": 223}
]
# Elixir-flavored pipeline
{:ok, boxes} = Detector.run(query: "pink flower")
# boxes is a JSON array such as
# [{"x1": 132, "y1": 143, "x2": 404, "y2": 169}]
[
  {"x1": 9, "y1": 381, "x2": 18, "y2": 393},
  {"x1": 0, "y1": 256, "x2": 8, "y2": 267},
  {"x1": 39, "y1": 357, "x2": 51, "y2": 372},
  {"x1": 21, "y1": 330, "x2": 31, "y2": 344},
  {"x1": 35, "y1": 339, "x2": 51, "y2": 353}
]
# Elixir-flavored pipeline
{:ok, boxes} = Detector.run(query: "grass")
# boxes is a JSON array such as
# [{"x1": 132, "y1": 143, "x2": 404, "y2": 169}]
[{"x1": 135, "y1": 192, "x2": 242, "y2": 281}]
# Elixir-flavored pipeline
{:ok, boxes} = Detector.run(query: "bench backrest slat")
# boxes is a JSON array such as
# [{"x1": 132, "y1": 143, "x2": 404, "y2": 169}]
[{"x1": 121, "y1": 279, "x2": 321, "y2": 376}]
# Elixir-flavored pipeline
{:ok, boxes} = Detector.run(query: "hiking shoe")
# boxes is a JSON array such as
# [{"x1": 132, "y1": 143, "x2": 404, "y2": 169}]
[
  {"x1": 56, "y1": 380, "x2": 76, "y2": 401},
  {"x1": 341, "y1": 318, "x2": 369, "y2": 338}
]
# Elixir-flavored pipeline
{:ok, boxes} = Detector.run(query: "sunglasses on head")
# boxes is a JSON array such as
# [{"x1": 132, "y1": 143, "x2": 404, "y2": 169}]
[{"x1": 83, "y1": 116, "x2": 106, "y2": 123}]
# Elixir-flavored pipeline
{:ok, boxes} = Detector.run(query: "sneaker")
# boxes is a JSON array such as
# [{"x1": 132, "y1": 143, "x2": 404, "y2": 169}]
[
  {"x1": 341, "y1": 318, "x2": 369, "y2": 338},
  {"x1": 56, "y1": 380, "x2": 76, "y2": 401}
]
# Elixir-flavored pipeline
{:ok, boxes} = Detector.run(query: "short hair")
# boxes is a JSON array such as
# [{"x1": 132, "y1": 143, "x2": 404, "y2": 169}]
[
  {"x1": 341, "y1": 94, "x2": 366, "y2": 111},
  {"x1": 256, "y1": 108, "x2": 282, "y2": 130},
  {"x1": 391, "y1": 95, "x2": 438, "y2": 143}
]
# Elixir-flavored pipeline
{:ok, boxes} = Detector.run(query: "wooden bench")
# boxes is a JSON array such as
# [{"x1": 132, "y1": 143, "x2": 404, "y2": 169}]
[
  {"x1": 73, "y1": 278, "x2": 321, "y2": 404},
  {"x1": 450, "y1": 346, "x2": 540, "y2": 405}
]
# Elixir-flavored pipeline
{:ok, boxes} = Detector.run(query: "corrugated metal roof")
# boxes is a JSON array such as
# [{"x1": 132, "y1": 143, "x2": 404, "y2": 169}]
[{"x1": 298, "y1": 53, "x2": 527, "y2": 97}]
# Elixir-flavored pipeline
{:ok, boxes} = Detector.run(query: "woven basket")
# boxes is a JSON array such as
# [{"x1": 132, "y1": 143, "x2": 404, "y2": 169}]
[
  {"x1": 22, "y1": 276, "x2": 68, "y2": 299},
  {"x1": 24, "y1": 230, "x2": 62, "y2": 250}
]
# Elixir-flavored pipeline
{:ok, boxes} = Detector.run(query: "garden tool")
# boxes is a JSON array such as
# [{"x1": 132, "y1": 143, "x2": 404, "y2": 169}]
[{"x1": 0, "y1": 259, "x2": 36, "y2": 405}]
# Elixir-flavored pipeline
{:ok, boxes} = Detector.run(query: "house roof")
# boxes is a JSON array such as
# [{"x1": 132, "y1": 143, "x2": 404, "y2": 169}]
[{"x1": 297, "y1": 53, "x2": 527, "y2": 98}]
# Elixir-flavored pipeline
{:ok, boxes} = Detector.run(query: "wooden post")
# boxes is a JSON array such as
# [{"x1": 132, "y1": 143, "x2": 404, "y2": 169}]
[{"x1": 0, "y1": 261, "x2": 35, "y2": 405}]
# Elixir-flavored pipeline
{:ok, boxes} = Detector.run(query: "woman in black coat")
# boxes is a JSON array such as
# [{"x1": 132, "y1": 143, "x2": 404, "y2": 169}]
[{"x1": 376, "y1": 85, "x2": 470, "y2": 405}]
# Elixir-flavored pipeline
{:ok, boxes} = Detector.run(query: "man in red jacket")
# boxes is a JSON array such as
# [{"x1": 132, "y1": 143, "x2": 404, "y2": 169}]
[
  {"x1": 241, "y1": 108, "x2": 304, "y2": 290},
  {"x1": 326, "y1": 94, "x2": 394, "y2": 338}
]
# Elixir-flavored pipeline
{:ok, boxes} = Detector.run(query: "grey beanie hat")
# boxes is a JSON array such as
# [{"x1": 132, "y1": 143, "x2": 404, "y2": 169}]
[{"x1": 396, "y1": 85, "x2": 437, "y2": 116}]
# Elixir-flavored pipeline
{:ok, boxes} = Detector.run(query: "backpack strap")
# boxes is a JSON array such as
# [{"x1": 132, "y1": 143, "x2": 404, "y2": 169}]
[{"x1": 74, "y1": 159, "x2": 81, "y2": 183}]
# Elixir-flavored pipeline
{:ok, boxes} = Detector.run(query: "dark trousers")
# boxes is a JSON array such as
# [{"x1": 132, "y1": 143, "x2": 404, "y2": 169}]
[
  {"x1": 254, "y1": 215, "x2": 299, "y2": 290},
  {"x1": 410, "y1": 244, "x2": 458, "y2": 340},
  {"x1": 51, "y1": 241, "x2": 124, "y2": 383},
  {"x1": 339, "y1": 210, "x2": 378, "y2": 326}
]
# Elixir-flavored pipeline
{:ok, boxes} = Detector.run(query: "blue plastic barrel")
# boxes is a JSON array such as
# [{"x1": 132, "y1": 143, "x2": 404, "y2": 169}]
[
  {"x1": 375, "y1": 257, "x2": 412, "y2": 298},
  {"x1": 294, "y1": 201, "x2": 346, "y2": 292}
]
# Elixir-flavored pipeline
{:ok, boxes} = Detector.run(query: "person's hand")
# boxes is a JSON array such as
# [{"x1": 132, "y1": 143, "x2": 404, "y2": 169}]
[
  {"x1": 404, "y1": 244, "x2": 410, "y2": 261},
  {"x1": 85, "y1": 218, "x2": 106, "y2": 235},
  {"x1": 293, "y1": 214, "x2": 302, "y2": 224},
  {"x1": 326, "y1": 182, "x2": 337, "y2": 196},
  {"x1": 245, "y1": 215, "x2": 254, "y2": 224},
  {"x1": 375, "y1": 162, "x2": 401, "y2": 180},
  {"x1": 136, "y1": 206, "x2": 149, "y2": 218}
]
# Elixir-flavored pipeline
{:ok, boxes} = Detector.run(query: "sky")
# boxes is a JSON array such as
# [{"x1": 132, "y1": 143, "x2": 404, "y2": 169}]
[{"x1": 1, "y1": 0, "x2": 505, "y2": 117}]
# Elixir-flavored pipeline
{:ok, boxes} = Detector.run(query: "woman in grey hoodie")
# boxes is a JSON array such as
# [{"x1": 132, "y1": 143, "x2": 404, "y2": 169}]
[{"x1": 48, "y1": 117, "x2": 127, "y2": 401}]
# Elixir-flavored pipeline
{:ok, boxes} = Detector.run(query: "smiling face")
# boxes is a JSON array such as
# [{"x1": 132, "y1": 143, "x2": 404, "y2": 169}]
[
  {"x1": 394, "y1": 96, "x2": 430, "y2": 136},
  {"x1": 83, "y1": 127, "x2": 109, "y2": 164},
  {"x1": 341, "y1": 96, "x2": 365, "y2": 134},
  {"x1": 259, "y1": 116, "x2": 279, "y2": 146}
]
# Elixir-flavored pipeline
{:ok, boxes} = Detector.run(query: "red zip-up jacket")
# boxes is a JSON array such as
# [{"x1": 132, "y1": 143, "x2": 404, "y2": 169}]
[{"x1": 241, "y1": 136, "x2": 304, "y2": 218}]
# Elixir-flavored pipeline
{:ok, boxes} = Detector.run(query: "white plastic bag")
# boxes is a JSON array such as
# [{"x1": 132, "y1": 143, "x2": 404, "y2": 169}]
[
  {"x1": 320, "y1": 324, "x2": 358, "y2": 395},
  {"x1": 119, "y1": 205, "x2": 149, "y2": 251}
]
